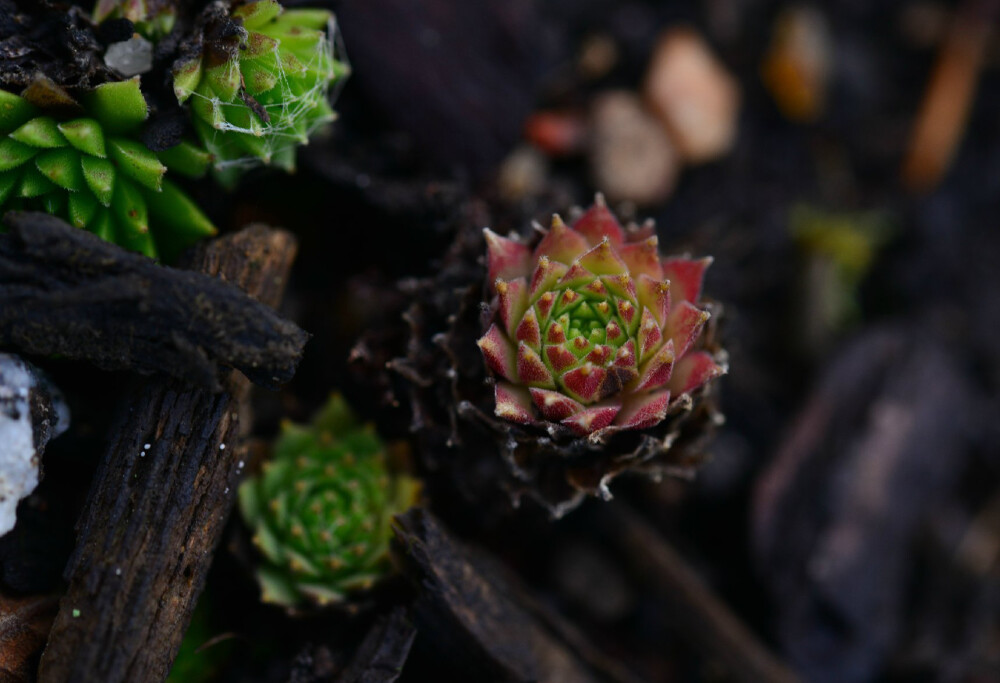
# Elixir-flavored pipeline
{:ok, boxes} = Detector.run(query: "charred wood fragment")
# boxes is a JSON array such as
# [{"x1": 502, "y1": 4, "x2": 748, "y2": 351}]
[
  {"x1": 0, "y1": 212, "x2": 308, "y2": 391},
  {"x1": 391, "y1": 508, "x2": 641, "y2": 683},
  {"x1": 333, "y1": 606, "x2": 416, "y2": 683},
  {"x1": 36, "y1": 226, "x2": 298, "y2": 683},
  {"x1": 595, "y1": 504, "x2": 800, "y2": 683}
]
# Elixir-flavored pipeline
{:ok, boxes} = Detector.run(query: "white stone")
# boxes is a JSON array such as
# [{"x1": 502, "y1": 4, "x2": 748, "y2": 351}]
[
  {"x1": 104, "y1": 36, "x2": 154, "y2": 77},
  {"x1": 0, "y1": 355, "x2": 69, "y2": 537}
]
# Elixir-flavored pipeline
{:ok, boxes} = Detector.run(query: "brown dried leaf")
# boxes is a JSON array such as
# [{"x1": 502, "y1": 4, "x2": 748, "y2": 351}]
[{"x1": 0, "y1": 593, "x2": 57, "y2": 683}]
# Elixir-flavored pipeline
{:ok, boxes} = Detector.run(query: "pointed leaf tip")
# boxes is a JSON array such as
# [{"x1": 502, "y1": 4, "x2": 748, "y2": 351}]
[
  {"x1": 529, "y1": 388, "x2": 584, "y2": 421},
  {"x1": 562, "y1": 404, "x2": 621, "y2": 435},
  {"x1": 477, "y1": 324, "x2": 517, "y2": 382},
  {"x1": 494, "y1": 382, "x2": 534, "y2": 424},
  {"x1": 84, "y1": 78, "x2": 148, "y2": 134},
  {"x1": 58, "y1": 119, "x2": 106, "y2": 158},
  {"x1": 573, "y1": 200, "x2": 625, "y2": 248},
  {"x1": 484, "y1": 228, "x2": 532, "y2": 284},
  {"x1": 667, "y1": 351, "x2": 725, "y2": 396},
  {"x1": 615, "y1": 390, "x2": 671, "y2": 431},
  {"x1": 662, "y1": 256, "x2": 712, "y2": 304}
]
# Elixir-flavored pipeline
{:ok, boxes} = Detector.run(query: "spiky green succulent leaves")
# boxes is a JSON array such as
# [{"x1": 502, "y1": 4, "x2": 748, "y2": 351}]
[
  {"x1": 94, "y1": 0, "x2": 177, "y2": 40},
  {"x1": 477, "y1": 198, "x2": 726, "y2": 438},
  {"x1": 0, "y1": 81, "x2": 216, "y2": 260},
  {"x1": 238, "y1": 395, "x2": 420, "y2": 608},
  {"x1": 172, "y1": 0, "x2": 349, "y2": 188}
]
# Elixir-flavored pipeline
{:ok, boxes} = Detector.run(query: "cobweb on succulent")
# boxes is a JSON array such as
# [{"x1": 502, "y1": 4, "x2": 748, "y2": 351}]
[{"x1": 186, "y1": 12, "x2": 349, "y2": 177}]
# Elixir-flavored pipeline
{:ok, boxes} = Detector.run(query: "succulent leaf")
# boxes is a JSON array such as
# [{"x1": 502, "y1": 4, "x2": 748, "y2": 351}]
[
  {"x1": 11, "y1": 117, "x2": 67, "y2": 148},
  {"x1": 34, "y1": 148, "x2": 84, "y2": 191},
  {"x1": 238, "y1": 395, "x2": 419, "y2": 608},
  {"x1": 156, "y1": 141, "x2": 212, "y2": 179},
  {"x1": 171, "y1": 0, "x2": 349, "y2": 187},
  {"x1": 0, "y1": 87, "x2": 217, "y2": 260},
  {"x1": 81, "y1": 79, "x2": 148, "y2": 135},
  {"x1": 0, "y1": 90, "x2": 35, "y2": 130},
  {"x1": 58, "y1": 119, "x2": 107, "y2": 158},
  {"x1": 108, "y1": 138, "x2": 166, "y2": 191},
  {"x1": 477, "y1": 199, "x2": 725, "y2": 439}
]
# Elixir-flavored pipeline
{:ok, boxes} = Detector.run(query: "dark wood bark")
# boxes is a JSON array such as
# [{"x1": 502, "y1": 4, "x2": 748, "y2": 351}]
[
  {"x1": 37, "y1": 226, "x2": 298, "y2": 683},
  {"x1": 392, "y1": 508, "x2": 643, "y2": 683},
  {"x1": 597, "y1": 504, "x2": 800, "y2": 683},
  {"x1": 333, "y1": 606, "x2": 416, "y2": 683},
  {"x1": 0, "y1": 212, "x2": 308, "y2": 390}
]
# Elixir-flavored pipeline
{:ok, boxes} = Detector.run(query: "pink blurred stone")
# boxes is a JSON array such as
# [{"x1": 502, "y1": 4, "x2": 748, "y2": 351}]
[
  {"x1": 644, "y1": 28, "x2": 741, "y2": 164},
  {"x1": 589, "y1": 91, "x2": 680, "y2": 205}
]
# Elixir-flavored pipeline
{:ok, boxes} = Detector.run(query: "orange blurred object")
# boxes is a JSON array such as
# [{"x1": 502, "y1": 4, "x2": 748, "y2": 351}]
[
  {"x1": 901, "y1": 1, "x2": 993, "y2": 192},
  {"x1": 523, "y1": 110, "x2": 588, "y2": 157},
  {"x1": 761, "y1": 7, "x2": 832, "y2": 122}
]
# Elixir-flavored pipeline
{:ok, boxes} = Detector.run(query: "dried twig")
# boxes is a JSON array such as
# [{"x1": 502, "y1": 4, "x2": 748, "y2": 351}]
[{"x1": 901, "y1": 0, "x2": 998, "y2": 191}]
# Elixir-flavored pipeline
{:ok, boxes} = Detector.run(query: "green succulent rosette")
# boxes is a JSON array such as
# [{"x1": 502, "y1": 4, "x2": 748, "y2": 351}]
[
  {"x1": 239, "y1": 395, "x2": 419, "y2": 608},
  {"x1": 0, "y1": 79, "x2": 216, "y2": 260},
  {"x1": 172, "y1": 0, "x2": 349, "y2": 188}
]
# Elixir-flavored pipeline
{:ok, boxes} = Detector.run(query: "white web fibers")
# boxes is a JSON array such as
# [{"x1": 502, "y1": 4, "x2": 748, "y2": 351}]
[{"x1": 187, "y1": 13, "x2": 350, "y2": 172}]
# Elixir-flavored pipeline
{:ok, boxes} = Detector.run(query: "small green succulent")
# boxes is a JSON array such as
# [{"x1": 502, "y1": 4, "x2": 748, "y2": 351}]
[
  {"x1": 94, "y1": 0, "x2": 176, "y2": 40},
  {"x1": 0, "y1": 79, "x2": 216, "y2": 260},
  {"x1": 239, "y1": 395, "x2": 419, "y2": 607},
  {"x1": 172, "y1": 0, "x2": 349, "y2": 188}
]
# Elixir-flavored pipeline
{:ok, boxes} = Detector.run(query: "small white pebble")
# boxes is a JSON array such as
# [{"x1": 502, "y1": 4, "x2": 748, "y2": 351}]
[
  {"x1": 143, "y1": 444, "x2": 150, "y2": 450},
  {"x1": 139, "y1": 452, "x2": 145, "y2": 458},
  {"x1": 219, "y1": 444, "x2": 225, "y2": 450},
  {"x1": 224, "y1": 487, "x2": 229, "y2": 494},
  {"x1": 115, "y1": 568, "x2": 121, "y2": 576},
  {"x1": 237, "y1": 461, "x2": 245, "y2": 469},
  {"x1": 104, "y1": 36, "x2": 153, "y2": 77}
]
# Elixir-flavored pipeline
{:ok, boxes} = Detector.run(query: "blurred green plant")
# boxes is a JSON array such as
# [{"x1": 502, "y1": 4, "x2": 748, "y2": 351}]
[
  {"x1": 790, "y1": 204, "x2": 895, "y2": 347},
  {"x1": 239, "y1": 395, "x2": 419, "y2": 608}
]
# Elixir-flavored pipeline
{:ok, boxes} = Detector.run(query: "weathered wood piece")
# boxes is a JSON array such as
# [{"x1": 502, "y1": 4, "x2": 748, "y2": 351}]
[
  {"x1": 334, "y1": 606, "x2": 416, "y2": 683},
  {"x1": 0, "y1": 212, "x2": 308, "y2": 390},
  {"x1": 37, "y1": 226, "x2": 298, "y2": 683},
  {"x1": 597, "y1": 504, "x2": 800, "y2": 683},
  {"x1": 392, "y1": 508, "x2": 640, "y2": 683}
]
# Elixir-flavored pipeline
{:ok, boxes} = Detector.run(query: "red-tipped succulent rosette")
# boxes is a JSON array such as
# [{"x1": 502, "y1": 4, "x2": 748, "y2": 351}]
[
  {"x1": 477, "y1": 198, "x2": 725, "y2": 442},
  {"x1": 350, "y1": 197, "x2": 726, "y2": 517}
]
